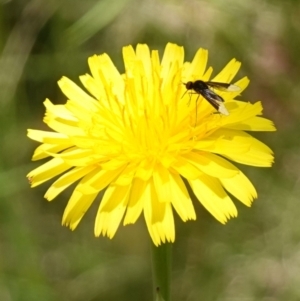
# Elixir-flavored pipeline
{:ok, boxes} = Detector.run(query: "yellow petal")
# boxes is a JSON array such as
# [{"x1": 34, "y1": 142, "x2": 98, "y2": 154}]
[
  {"x1": 112, "y1": 163, "x2": 136, "y2": 186},
  {"x1": 27, "y1": 129, "x2": 69, "y2": 143},
  {"x1": 189, "y1": 175, "x2": 238, "y2": 223},
  {"x1": 211, "y1": 58, "x2": 241, "y2": 83},
  {"x1": 43, "y1": 99, "x2": 77, "y2": 122},
  {"x1": 92, "y1": 53, "x2": 124, "y2": 105},
  {"x1": 43, "y1": 100, "x2": 85, "y2": 136},
  {"x1": 78, "y1": 165, "x2": 126, "y2": 194},
  {"x1": 220, "y1": 169, "x2": 257, "y2": 206},
  {"x1": 95, "y1": 184, "x2": 130, "y2": 238},
  {"x1": 58, "y1": 76, "x2": 99, "y2": 110},
  {"x1": 172, "y1": 156, "x2": 202, "y2": 180},
  {"x1": 45, "y1": 165, "x2": 97, "y2": 201},
  {"x1": 79, "y1": 74, "x2": 102, "y2": 100},
  {"x1": 226, "y1": 116, "x2": 276, "y2": 132},
  {"x1": 195, "y1": 136, "x2": 251, "y2": 156},
  {"x1": 135, "y1": 160, "x2": 154, "y2": 181},
  {"x1": 161, "y1": 43, "x2": 184, "y2": 83},
  {"x1": 222, "y1": 134, "x2": 274, "y2": 167},
  {"x1": 32, "y1": 143, "x2": 73, "y2": 161},
  {"x1": 136, "y1": 44, "x2": 152, "y2": 81},
  {"x1": 169, "y1": 173, "x2": 196, "y2": 222},
  {"x1": 62, "y1": 190, "x2": 98, "y2": 229},
  {"x1": 196, "y1": 128, "x2": 274, "y2": 167},
  {"x1": 123, "y1": 178, "x2": 147, "y2": 225},
  {"x1": 153, "y1": 164, "x2": 171, "y2": 202},
  {"x1": 224, "y1": 101, "x2": 264, "y2": 123},
  {"x1": 202, "y1": 66, "x2": 213, "y2": 81},
  {"x1": 144, "y1": 180, "x2": 175, "y2": 246},
  {"x1": 182, "y1": 48, "x2": 208, "y2": 81},
  {"x1": 185, "y1": 151, "x2": 239, "y2": 178},
  {"x1": 27, "y1": 157, "x2": 71, "y2": 187},
  {"x1": 47, "y1": 147, "x2": 96, "y2": 166}
]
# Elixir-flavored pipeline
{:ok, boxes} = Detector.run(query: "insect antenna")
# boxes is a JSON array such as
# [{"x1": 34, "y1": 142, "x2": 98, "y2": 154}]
[{"x1": 181, "y1": 82, "x2": 193, "y2": 106}]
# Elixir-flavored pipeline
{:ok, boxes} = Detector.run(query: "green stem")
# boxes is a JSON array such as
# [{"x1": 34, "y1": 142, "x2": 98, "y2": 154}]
[{"x1": 151, "y1": 242, "x2": 172, "y2": 301}]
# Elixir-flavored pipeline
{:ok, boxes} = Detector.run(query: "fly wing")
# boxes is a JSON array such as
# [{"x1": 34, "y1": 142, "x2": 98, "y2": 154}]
[
  {"x1": 216, "y1": 102, "x2": 229, "y2": 115},
  {"x1": 206, "y1": 81, "x2": 240, "y2": 92},
  {"x1": 201, "y1": 89, "x2": 229, "y2": 115}
]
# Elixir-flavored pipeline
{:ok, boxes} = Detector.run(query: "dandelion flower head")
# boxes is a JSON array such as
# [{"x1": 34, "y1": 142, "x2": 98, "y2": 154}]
[{"x1": 27, "y1": 43, "x2": 275, "y2": 246}]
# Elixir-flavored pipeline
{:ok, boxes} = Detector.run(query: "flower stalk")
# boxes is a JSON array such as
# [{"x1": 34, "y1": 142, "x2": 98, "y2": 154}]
[{"x1": 151, "y1": 243, "x2": 172, "y2": 301}]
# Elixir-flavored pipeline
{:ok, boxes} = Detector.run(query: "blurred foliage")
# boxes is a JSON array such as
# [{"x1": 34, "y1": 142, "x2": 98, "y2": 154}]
[{"x1": 0, "y1": 0, "x2": 300, "y2": 300}]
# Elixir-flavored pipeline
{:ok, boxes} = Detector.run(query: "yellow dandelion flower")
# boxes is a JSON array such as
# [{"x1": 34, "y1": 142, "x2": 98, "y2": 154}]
[{"x1": 27, "y1": 43, "x2": 276, "y2": 246}]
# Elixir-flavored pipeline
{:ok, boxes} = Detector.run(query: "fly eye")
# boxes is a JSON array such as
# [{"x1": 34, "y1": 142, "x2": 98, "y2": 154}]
[{"x1": 185, "y1": 82, "x2": 192, "y2": 89}]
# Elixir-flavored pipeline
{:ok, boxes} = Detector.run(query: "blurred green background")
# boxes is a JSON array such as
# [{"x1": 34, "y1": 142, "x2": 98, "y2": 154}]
[{"x1": 1, "y1": 0, "x2": 299, "y2": 300}]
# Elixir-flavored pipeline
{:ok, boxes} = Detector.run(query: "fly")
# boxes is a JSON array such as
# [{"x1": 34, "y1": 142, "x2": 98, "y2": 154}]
[{"x1": 183, "y1": 80, "x2": 240, "y2": 123}]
